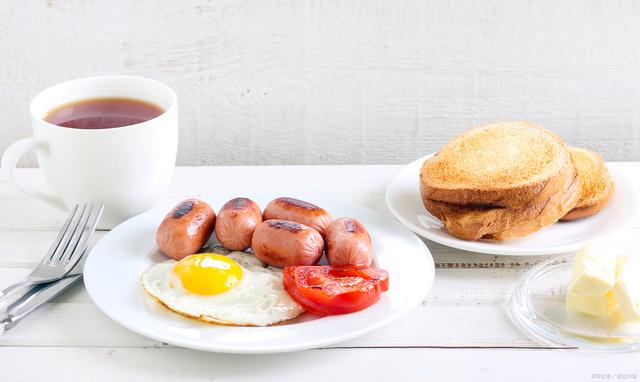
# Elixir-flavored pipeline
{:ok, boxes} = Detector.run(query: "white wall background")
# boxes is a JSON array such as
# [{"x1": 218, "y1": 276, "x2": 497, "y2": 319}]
[{"x1": 1, "y1": 0, "x2": 639, "y2": 165}]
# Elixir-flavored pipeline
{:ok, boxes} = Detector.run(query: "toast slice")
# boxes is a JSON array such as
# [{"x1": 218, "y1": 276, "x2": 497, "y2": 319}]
[
  {"x1": 421, "y1": 150, "x2": 580, "y2": 240},
  {"x1": 561, "y1": 147, "x2": 614, "y2": 221},
  {"x1": 420, "y1": 121, "x2": 571, "y2": 209}
]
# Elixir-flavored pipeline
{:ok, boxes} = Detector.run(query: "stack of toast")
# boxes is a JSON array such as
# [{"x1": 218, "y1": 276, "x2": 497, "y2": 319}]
[{"x1": 419, "y1": 121, "x2": 615, "y2": 241}]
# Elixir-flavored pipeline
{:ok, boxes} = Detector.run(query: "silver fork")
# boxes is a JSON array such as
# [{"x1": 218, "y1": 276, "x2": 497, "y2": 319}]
[{"x1": 0, "y1": 203, "x2": 103, "y2": 303}]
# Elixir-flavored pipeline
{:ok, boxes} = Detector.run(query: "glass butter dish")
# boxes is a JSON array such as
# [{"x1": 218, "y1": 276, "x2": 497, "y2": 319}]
[{"x1": 508, "y1": 255, "x2": 640, "y2": 352}]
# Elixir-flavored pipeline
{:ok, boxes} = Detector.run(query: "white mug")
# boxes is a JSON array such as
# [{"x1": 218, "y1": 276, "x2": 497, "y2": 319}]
[{"x1": 1, "y1": 75, "x2": 178, "y2": 229}]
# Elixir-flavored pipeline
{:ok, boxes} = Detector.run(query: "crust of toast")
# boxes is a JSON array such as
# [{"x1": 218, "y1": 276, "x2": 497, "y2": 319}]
[
  {"x1": 561, "y1": 196, "x2": 612, "y2": 221},
  {"x1": 560, "y1": 147, "x2": 615, "y2": 221},
  {"x1": 420, "y1": 121, "x2": 571, "y2": 209},
  {"x1": 421, "y1": 153, "x2": 579, "y2": 241},
  {"x1": 489, "y1": 173, "x2": 580, "y2": 240}
]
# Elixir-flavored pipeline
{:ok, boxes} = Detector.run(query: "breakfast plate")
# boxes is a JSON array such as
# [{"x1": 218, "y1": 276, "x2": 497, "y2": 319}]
[
  {"x1": 385, "y1": 154, "x2": 638, "y2": 256},
  {"x1": 84, "y1": 196, "x2": 434, "y2": 353}
]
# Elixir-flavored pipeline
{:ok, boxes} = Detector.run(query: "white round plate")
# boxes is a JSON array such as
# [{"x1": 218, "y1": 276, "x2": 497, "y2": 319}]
[
  {"x1": 84, "y1": 196, "x2": 434, "y2": 354},
  {"x1": 385, "y1": 154, "x2": 638, "y2": 256}
]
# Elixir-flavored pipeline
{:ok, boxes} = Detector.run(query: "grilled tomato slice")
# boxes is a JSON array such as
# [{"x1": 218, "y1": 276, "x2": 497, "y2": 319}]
[{"x1": 283, "y1": 265, "x2": 389, "y2": 315}]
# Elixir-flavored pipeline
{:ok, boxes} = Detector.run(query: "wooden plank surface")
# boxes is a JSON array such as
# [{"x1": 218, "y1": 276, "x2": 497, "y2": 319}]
[
  {"x1": 2, "y1": 347, "x2": 638, "y2": 382},
  {"x1": 0, "y1": 164, "x2": 638, "y2": 380}
]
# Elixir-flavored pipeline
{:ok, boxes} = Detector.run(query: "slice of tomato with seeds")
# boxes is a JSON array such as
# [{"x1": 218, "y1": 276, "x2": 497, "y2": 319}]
[{"x1": 283, "y1": 265, "x2": 389, "y2": 316}]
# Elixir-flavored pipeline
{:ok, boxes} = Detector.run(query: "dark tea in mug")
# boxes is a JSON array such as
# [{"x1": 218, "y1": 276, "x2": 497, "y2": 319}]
[{"x1": 43, "y1": 97, "x2": 165, "y2": 129}]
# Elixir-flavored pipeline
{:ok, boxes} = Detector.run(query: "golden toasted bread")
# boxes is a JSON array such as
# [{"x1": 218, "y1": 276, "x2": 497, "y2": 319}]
[
  {"x1": 489, "y1": 172, "x2": 579, "y2": 240},
  {"x1": 422, "y1": 153, "x2": 579, "y2": 240},
  {"x1": 420, "y1": 121, "x2": 571, "y2": 209},
  {"x1": 561, "y1": 147, "x2": 614, "y2": 221}
]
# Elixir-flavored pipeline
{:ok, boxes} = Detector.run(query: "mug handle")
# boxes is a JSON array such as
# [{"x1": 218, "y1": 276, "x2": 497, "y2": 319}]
[{"x1": 1, "y1": 137, "x2": 65, "y2": 210}]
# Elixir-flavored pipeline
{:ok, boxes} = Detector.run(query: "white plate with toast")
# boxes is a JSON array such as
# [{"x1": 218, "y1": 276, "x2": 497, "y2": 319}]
[
  {"x1": 385, "y1": 154, "x2": 638, "y2": 256},
  {"x1": 84, "y1": 196, "x2": 434, "y2": 353}
]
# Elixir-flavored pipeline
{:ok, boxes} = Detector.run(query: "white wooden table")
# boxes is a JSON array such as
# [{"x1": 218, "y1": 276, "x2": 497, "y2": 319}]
[{"x1": 1, "y1": 165, "x2": 639, "y2": 381}]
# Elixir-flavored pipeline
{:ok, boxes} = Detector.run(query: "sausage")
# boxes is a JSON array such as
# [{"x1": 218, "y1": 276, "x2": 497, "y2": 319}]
[
  {"x1": 251, "y1": 220, "x2": 324, "y2": 268},
  {"x1": 263, "y1": 197, "x2": 332, "y2": 237},
  {"x1": 326, "y1": 217, "x2": 373, "y2": 268},
  {"x1": 156, "y1": 199, "x2": 216, "y2": 260},
  {"x1": 214, "y1": 197, "x2": 262, "y2": 251}
]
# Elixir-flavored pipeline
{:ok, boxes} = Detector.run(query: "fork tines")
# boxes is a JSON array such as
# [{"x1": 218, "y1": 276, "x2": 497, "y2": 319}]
[{"x1": 46, "y1": 203, "x2": 104, "y2": 267}]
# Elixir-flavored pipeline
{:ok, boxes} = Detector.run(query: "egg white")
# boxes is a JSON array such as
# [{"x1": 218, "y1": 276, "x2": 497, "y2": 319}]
[{"x1": 142, "y1": 251, "x2": 304, "y2": 327}]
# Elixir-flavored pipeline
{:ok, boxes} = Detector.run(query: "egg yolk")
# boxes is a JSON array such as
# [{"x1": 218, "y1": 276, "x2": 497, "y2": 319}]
[{"x1": 172, "y1": 253, "x2": 243, "y2": 295}]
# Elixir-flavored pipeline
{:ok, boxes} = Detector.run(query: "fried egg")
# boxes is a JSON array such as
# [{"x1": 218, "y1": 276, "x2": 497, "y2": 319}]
[{"x1": 142, "y1": 251, "x2": 304, "y2": 326}]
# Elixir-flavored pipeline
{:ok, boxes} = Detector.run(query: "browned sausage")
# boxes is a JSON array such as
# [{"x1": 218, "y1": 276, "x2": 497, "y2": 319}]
[
  {"x1": 251, "y1": 220, "x2": 324, "y2": 268},
  {"x1": 156, "y1": 199, "x2": 216, "y2": 260},
  {"x1": 326, "y1": 217, "x2": 373, "y2": 268},
  {"x1": 263, "y1": 197, "x2": 332, "y2": 237},
  {"x1": 214, "y1": 197, "x2": 262, "y2": 251}
]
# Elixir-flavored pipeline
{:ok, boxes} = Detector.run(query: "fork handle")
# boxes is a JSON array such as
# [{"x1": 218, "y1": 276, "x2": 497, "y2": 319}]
[
  {"x1": 0, "y1": 315, "x2": 14, "y2": 334},
  {"x1": 0, "y1": 281, "x2": 32, "y2": 311},
  {"x1": 0, "y1": 275, "x2": 81, "y2": 335}
]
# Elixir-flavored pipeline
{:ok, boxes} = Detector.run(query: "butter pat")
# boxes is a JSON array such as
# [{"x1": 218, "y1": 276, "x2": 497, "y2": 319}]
[
  {"x1": 613, "y1": 254, "x2": 640, "y2": 320},
  {"x1": 566, "y1": 291, "x2": 617, "y2": 317},
  {"x1": 568, "y1": 242, "x2": 617, "y2": 296}
]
